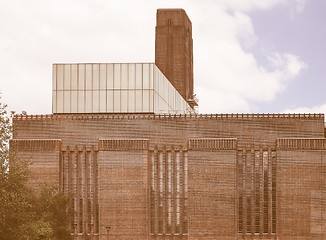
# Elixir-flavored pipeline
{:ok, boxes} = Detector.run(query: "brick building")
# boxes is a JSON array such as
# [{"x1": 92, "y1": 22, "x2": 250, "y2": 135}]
[{"x1": 11, "y1": 9, "x2": 326, "y2": 240}]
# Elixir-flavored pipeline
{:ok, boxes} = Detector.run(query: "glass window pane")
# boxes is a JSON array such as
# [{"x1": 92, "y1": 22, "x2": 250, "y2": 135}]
[
  {"x1": 52, "y1": 91, "x2": 57, "y2": 113},
  {"x1": 128, "y1": 90, "x2": 135, "y2": 112},
  {"x1": 64, "y1": 65, "x2": 71, "y2": 90},
  {"x1": 136, "y1": 90, "x2": 142, "y2": 112},
  {"x1": 135, "y1": 64, "x2": 142, "y2": 89},
  {"x1": 107, "y1": 90, "x2": 113, "y2": 112},
  {"x1": 154, "y1": 66, "x2": 159, "y2": 93},
  {"x1": 143, "y1": 63, "x2": 150, "y2": 89},
  {"x1": 56, "y1": 64, "x2": 64, "y2": 90},
  {"x1": 128, "y1": 63, "x2": 136, "y2": 89},
  {"x1": 99, "y1": 90, "x2": 106, "y2": 112},
  {"x1": 78, "y1": 91, "x2": 85, "y2": 113},
  {"x1": 113, "y1": 91, "x2": 120, "y2": 112},
  {"x1": 154, "y1": 91, "x2": 158, "y2": 113},
  {"x1": 158, "y1": 96, "x2": 165, "y2": 114},
  {"x1": 159, "y1": 71, "x2": 163, "y2": 98},
  {"x1": 121, "y1": 90, "x2": 128, "y2": 112},
  {"x1": 175, "y1": 94, "x2": 180, "y2": 113},
  {"x1": 93, "y1": 64, "x2": 100, "y2": 90},
  {"x1": 86, "y1": 64, "x2": 92, "y2": 90},
  {"x1": 113, "y1": 64, "x2": 121, "y2": 89},
  {"x1": 71, "y1": 91, "x2": 78, "y2": 113},
  {"x1": 86, "y1": 90, "x2": 92, "y2": 113},
  {"x1": 163, "y1": 76, "x2": 167, "y2": 102},
  {"x1": 52, "y1": 65, "x2": 56, "y2": 91},
  {"x1": 78, "y1": 64, "x2": 85, "y2": 90},
  {"x1": 172, "y1": 89, "x2": 176, "y2": 110},
  {"x1": 107, "y1": 64, "x2": 114, "y2": 89},
  {"x1": 63, "y1": 91, "x2": 70, "y2": 113},
  {"x1": 71, "y1": 64, "x2": 78, "y2": 90},
  {"x1": 100, "y1": 64, "x2": 106, "y2": 90},
  {"x1": 149, "y1": 63, "x2": 154, "y2": 89},
  {"x1": 169, "y1": 84, "x2": 173, "y2": 108},
  {"x1": 57, "y1": 91, "x2": 64, "y2": 113},
  {"x1": 143, "y1": 90, "x2": 150, "y2": 112},
  {"x1": 121, "y1": 64, "x2": 128, "y2": 89},
  {"x1": 149, "y1": 90, "x2": 154, "y2": 113},
  {"x1": 93, "y1": 90, "x2": 99, "y2": 112}
]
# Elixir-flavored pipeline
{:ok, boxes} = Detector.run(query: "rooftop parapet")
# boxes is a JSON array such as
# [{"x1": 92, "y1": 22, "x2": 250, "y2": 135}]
[{"x1": 13, "y1": 113, "x2": 325, "y2": 121}]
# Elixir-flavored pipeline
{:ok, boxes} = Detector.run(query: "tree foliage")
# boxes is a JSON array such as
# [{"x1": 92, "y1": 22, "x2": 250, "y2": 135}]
[{"x1": 0, "y1": 99, "x2": 73, "y2": 240}]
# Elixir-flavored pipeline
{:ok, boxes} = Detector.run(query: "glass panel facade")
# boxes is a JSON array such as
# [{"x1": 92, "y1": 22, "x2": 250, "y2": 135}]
[
  {"x1": 135, "y1": 90, "x2": 142, "y2": 113},
  {"x1": 71, "y1": 64, "x2": 78, "y2": 90},
  {"x1": 143, "y1": 64, "x2": 150, "y2": 89},
  {"x1": 86, "y1": 64, "x2": 92, "y2": 90},
  {"x1": 52, "y1": 65, "x2": 57, "y2": 91},
  {"x1": 128, "y1": 90, "x2": 135, "y2": 112},
  {"x1": 85, "y1": 91, "x2": 92, "y2": 113},
  {"x1": 71, "y1": 91, "x2": 78, "y2": 113},
  {"x1": 57, "y1": 91, "x2": 64, "y2": 113},
  {"x1": 107, "y1": 90, "x2": 113, "y2": 112},
  {"x1": 143, "y1": 90, "x2": 150, "y2": 112},
  {"x1": 64, "y1": 65, "x2": 71, "y2": 90},
  {"x1": 135, "y1": 64, "x2": 142, "y2": 89},
  {"x1": 92, "y1": 64, "x2": 100, "y2": 90},
  {"x1": 53, "y1": 63, "x2": 190, "y2": 114},
  {"x1": 107, "y1": 64, "x2": 114, "y2": 89},
  {"x1": 114, "y1": 91, "x2": 120, "y2": 112},
  {"x1": 93, "y1": 91, "x2": 99, "y2": 112},
  {"x1": 128, "y1": 64, "x2": 136, "y2": 89},
  {"x1": 99, "y1": 64, "x2": 106, "y2": 90},
  {"x1": 56, "y1": 64, "x2": 64, "y2": 90},
  {"x1": 78, "y1": 64, "x2": 85, "y2": 90},
  {"x1": 78, "y1": 91, "x2": 85, "y2": 113},
  {"x1": 99, "y1": 91, "x2": 106, "y2": 113},
  {"x1": 113, "y1": 64, "x2": 120, "y2": 89},
  {"x1": 121, "y1": 64, "x2": 128, "y2": 89},
  {"x1": 52, "y1": 91, "x2": 56, "y2": 113},
  {"x1": 121, "y1": 91, "x2": 128, "y2": 112}
]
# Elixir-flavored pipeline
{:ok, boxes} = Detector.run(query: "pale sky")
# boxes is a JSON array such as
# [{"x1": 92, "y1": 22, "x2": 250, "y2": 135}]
[{"x1": 0, "y1": 0, "x2": 325, "y2": 115}]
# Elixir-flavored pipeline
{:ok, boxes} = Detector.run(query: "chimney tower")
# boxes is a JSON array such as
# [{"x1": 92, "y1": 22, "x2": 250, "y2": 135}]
[{"x1": 155, "y1": 9, "x2": 197, "y2": 109}]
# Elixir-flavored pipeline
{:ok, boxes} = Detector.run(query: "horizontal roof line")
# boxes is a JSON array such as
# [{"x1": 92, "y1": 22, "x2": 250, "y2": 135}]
[{"x1": 13, "y1": 113, "x2": 325, "y2": 121}]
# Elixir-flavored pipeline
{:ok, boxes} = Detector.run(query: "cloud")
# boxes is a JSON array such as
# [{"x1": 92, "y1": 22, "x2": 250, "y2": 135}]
[
  {"x1": 268, "y1": 53, "x2": 308, "y2": 79},
  {"x1": 283, "y1": 103, "x2": 326, "y2": 114},
  {"x1": 216, "y1": 0, "x2": 283, "y2": 12},
  {"x1": 294, "y1": 0, "x2": 306, "y2": 13},
  {"x1": 193, "y1": 2, "x2": 307, "y2": 113}
]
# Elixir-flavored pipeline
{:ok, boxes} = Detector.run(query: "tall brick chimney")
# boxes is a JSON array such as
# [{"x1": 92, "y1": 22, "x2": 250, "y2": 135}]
[{"x1": 155, "y1": 9, "x2": 197, "y2": 108}]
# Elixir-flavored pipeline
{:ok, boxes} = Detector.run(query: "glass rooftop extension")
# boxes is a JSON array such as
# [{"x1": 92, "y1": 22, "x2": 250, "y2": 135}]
[{"x1": 52, "y1": 63, "x2": 191, "y2": 114}]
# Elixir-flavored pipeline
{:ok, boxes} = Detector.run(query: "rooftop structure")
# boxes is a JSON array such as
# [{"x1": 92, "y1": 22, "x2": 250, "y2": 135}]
[{"x1": 52, "y1": 63, "x2": 191, "y2": 114}]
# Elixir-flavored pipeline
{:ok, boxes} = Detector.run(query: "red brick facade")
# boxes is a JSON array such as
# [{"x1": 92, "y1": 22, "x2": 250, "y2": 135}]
[{"x1": 11, "y1": 113, "x2": 326, "y2": 240}]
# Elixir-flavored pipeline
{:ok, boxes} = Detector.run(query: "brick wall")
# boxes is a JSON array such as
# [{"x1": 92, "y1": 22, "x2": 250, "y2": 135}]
[
  {"x1": 98, "y1": 140, "x2": 149, "y2": 240},
  {"x1": 10, "y1": 139, "x2": 61, "y2": 190},
  {"x1": 155, "y1": 9, "x2": 194, "y2": 100},
  {"x1": 13, "y1": 114, "x2": 325, "y2": 149},
  {"x1": 11, "y1": 114, "x2": 326, "y2": 239},
  {"x1": 276, "y1": 138, "x2": 326, "y2": 240},
  {"x1": 188, "y1": 139, "x2": 237, "y2": 240}
]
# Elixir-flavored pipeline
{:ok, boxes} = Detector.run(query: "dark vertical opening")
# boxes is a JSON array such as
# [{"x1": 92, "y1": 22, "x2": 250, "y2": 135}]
[
  {"x1": 237, "y1": 149, "x2": 276, "y2": 236},
  {"x1": 247, "y1": 197, "x2": 251, "y2": 233},
  {"x1": 264, "y1": 172, "x2": 269, "y2": 233},
  {"x1": 79, "y1": 198, "x2": 83, "y2": 233},
  {"x1": 239, "y1": 195, "x2": 243, "y2": 233},
  {"x1": 272, "y1": 154, "x2": 277, "y2": 234}
]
